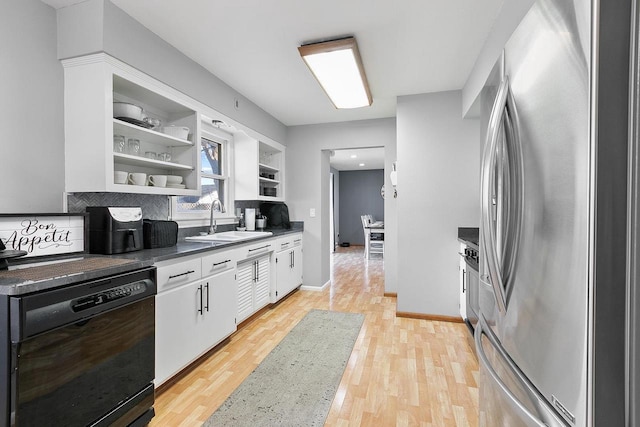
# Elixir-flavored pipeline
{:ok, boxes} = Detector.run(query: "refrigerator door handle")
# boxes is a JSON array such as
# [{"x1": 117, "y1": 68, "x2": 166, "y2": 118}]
[
  {"x1": 481, "y1": 78, "x2": 510, "y2": 313},
  {"x1": 475, "y1": 318, "x2": 568, "y2": 427},
  {"x1": 480, "y1": 75, "x2": 524, "y2": 314}
]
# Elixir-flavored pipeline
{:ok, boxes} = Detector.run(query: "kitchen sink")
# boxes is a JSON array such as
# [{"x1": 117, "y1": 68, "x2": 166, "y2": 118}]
[{"x1": 185, "y1": 231, "x2": 273, "y2": 243}]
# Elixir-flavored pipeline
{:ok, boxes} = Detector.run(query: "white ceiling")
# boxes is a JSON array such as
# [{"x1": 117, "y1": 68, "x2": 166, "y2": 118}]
[
  {"x1": 330, "y1": 147, "x2": 385, "y2": 171},
  {"x1": 41, "y1": 0, "x2": 505, "y2": 127}
]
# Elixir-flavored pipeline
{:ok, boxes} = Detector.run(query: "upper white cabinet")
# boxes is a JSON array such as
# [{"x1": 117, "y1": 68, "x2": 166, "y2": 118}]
[
  {"x1": 62, "y1": 54, "x2": 201, "y2": 196},
  {"x1": 234, "y1": 133, "x2": 285, "y2": 201}
]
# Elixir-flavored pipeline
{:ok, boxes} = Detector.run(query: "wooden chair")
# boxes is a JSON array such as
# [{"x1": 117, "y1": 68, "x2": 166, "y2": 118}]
[{"x1": 361, "y1": 215, "x2": 384, "y2": 259}]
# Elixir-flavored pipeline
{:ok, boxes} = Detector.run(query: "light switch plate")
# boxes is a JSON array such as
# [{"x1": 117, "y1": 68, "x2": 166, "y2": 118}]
[{"x1": 309, "y1": 208, "x2": 316, "y2": 217}]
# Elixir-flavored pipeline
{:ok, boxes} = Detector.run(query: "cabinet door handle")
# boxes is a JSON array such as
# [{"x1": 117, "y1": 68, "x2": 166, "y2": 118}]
[
  {"x1": 249, "y1": 244, "x2": 271, "y2": 253},
  {"x1": 256, "y1": 260, "x2": 260, "y2": 282},
  {"x1": 293, "y1": 250, "x2": 295, "y2": 268},
  {"x1": 169, "y1": 270, "x2": 195, "y2": 280},
  {"x1": 197, "y1": 284, "x2": 203, "y2": 315},
  {"x1": 253, "y1": 260, "x2": 257, "y2": 282},
  {"x1": 290, "y1": 251, "x2": 293, "y2": 268},
  {"x1": 204, "y1": 282, "x2": 209, "y2": 312}
]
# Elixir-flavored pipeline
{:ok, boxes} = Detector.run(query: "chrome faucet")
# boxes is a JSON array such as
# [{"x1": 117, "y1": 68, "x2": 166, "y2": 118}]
[{"x1": 208, "y1": 199, "x2": 225, "y2": 234}]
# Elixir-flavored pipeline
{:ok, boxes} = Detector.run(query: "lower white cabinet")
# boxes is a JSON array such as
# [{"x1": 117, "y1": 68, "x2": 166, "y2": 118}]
[
  {"x1": 237, "y1": 254, "x2": 271, "y2": 324},
  {"x1": 155, "y1": 280, "x2": 201, "y2": 386},
  {"x1": 273, "y1": 234, "x2": 303, "y2": 302},
  {"x1": 155, "y1": 253, "x2": 238, "y2": 386},
  {"x1": 202, "y1": 268, "x2": 237, "y2": 349},
  {"x1": 154, "y1": 232, "x2": 302, "y2": 385}
]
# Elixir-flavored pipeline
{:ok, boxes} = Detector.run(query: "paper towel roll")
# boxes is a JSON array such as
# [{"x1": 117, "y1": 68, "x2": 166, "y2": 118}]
[{"x1": 245, "y1": 208, "x2": 256, "y2": 231}]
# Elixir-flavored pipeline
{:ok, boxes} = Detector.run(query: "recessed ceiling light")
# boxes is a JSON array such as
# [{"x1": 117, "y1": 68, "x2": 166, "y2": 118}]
[
  {"x1": 350, "y1": 154, "x2": 357, "y2": 159},
  {"x1": 298, "y1": 37, "x2": 372, "y2": 109},
  {"x1": 359, "y1": 163, "x2": 365, "y2": 167}
]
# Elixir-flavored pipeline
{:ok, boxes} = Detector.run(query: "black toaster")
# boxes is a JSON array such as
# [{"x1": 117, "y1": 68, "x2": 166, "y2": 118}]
[{"x1": 86, "y1": 207, "x2": 144, "y2": 254}]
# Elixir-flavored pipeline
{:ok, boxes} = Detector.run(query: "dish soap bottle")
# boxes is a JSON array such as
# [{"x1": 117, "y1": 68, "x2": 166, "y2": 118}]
[{"x1": 238, "y1": 213, "x2": 245, "y2": 230}]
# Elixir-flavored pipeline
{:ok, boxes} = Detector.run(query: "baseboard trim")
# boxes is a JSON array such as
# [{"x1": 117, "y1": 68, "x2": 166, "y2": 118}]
[
  {"x1": 396, "y1": 311, "x2": 464, "y2": 323},
  {"x1": 300, "y1": 280, "x2": 330, "y2": 292},
  {"x1": 384, "y1": 292, "x2": 397, "y2": 298}
]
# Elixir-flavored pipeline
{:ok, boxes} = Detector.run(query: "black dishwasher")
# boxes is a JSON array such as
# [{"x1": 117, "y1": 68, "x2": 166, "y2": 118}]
[{"x1": 2, "y1": 266, "x2": 156, "y2": 427}]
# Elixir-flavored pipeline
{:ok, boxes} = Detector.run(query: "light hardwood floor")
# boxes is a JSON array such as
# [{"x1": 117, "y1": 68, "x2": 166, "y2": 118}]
[{"x1": 151, "y1": 246, "x2": 479, "y2": 426}]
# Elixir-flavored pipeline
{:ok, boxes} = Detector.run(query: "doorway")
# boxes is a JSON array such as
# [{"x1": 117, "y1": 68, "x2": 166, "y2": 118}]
[{"x1": 328, "y1": 147, "x2": 385, "y2": 250}]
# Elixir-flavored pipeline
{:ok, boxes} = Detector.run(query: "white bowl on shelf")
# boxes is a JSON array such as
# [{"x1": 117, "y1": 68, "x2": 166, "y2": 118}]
[{"x1": 162, "y1": 126, "x2": 189, "y2": 140}]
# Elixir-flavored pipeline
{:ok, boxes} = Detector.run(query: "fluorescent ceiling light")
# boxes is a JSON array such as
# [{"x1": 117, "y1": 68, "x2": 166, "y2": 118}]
[
  {"x1": 359, "y1": 163, "x2": 365, "y2": 167},
  {"x1": 298, "y1": 37, "x2": 372, "y2": 109}
]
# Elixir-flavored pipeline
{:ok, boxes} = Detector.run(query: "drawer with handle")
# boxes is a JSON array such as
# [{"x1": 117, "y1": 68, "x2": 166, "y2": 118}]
[
  {"x1": 156, "y1": 255, "x2": 202, "y2": 292},
  {"x1": 202, "y1": 248, "x2": 239, "y2": 277},
  {"x1": 242, "y1": 241, "x2": 273, "y2": 259}
]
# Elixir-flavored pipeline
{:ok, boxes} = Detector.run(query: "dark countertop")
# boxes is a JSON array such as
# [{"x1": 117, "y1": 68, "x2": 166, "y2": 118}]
[
  {"x1": 458, "y1": 227, "x2": 479, "y2": 249},
  {"x1": 0, "y1": 226, "x2": 303, "y2": 296},
  {"x1": 117, "y1": 226, "x2": 303, "y2": 263}
]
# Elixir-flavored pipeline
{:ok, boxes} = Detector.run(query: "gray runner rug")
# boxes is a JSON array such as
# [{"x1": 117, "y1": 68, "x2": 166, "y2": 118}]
[{"x1": 203, "y1": 309, "x2": 365, "y2": 427}]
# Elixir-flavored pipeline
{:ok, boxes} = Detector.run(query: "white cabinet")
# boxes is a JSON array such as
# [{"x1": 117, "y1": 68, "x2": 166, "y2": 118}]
[
  {"x1": 273, "y1": 233, "x2": 303, "y2": 302},
  {"x1": 61, "y1": 54, "x2": 201, "y2": 196},
  {"x1": 202, "y1": 268, "x2": 237, "y2": 351},
  {"x1": 236, "y1": 254, "x2": 271, "y2": 324},
  {"x1": 234, "y1": 132, "x2": 285, "y2": 201},
  {"x1": 155, "y1": 252, "x2": 238, "y2": 386},
  {"x1": 155, "y1": 279, "x2": 203, "y2": 385}
]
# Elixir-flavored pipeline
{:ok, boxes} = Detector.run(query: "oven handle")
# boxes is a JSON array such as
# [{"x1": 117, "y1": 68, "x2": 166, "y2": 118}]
[{"x1": 462, "y1": 268, "x2": 466, "y2": 292}]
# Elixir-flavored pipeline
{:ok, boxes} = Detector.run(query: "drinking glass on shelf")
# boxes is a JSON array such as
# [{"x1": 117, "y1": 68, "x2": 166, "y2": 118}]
[
  {"x1": 113, "y1": 135, "x2": 126, "y2": 153},
  {"x1": 127, "y1": 138, "x2": 140, "y2": 156},
  {"x1": 158, "y1": 152, "x2": 171, "y2": 162},
  {"x1": 145, "y1": 151, "x2": 157, "y2": 160}
]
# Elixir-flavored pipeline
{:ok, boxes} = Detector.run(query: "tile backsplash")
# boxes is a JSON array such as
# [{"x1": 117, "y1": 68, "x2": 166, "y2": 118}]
[
  {"x1": 67, "y1": 193, "x2": 169, "y2": 220},
  {"x1": 67, "y1": 194, "x2": 272, "y2": 222}
]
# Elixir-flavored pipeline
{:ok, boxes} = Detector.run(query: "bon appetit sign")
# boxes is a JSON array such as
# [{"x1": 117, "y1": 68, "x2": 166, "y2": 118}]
[{"x1": 0, "y1": 214, "x2": 86, "y2": 258}]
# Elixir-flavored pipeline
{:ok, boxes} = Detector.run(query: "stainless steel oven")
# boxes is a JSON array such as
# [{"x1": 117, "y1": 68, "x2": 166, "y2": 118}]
[
  {"x1": 3, "y1": 266, "x2": 156, "y2": 427},
  {"x1": 462, "y1": 246, "x2": 480, "y2": 334}
]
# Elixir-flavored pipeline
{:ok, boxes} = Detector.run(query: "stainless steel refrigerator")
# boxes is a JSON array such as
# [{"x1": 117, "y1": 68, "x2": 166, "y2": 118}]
[{"x1": 476, "y1": 0, "x2": 633, "y2": 426}]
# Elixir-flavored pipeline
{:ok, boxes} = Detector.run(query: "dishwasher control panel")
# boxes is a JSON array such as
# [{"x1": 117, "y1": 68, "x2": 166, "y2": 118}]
[{"x1": 72, "y1": 280, "x2": 150, "y2": 312}]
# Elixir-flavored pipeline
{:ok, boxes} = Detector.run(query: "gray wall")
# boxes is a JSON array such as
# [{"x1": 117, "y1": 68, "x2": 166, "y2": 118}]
[
  {"x1": 57, "y1": 0, "x2": 287, "y2": 144},
  {"x1": 338, "y1": 170, "x2": 384, "y2": 245},
  {"x1": 397, "y1": 91, "x2": 480, "y2": 317},
  {"x1": 1, "y1": 0, "x2": 65, "y2": 213},
  {"x1": 286, "y1": 118, "x2": 397, "y2": 289},
  {"x1": 461, "y1": 0, "x2": 535, "y2": 117}
]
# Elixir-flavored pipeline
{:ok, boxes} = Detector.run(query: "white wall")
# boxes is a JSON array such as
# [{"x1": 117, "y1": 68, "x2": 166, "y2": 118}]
[
  {"x1": 1, "y1": 0, "x2": 65, "y2": 213},
  {"x1": 57, "y1": 0, "x2": 287, "y2": 144},
  {"x1": 397, "y1": 91, "x2": 479, "y2": 317},
  {"x1": 286, "y1": 118, "x2": 397, "y2": 289}
]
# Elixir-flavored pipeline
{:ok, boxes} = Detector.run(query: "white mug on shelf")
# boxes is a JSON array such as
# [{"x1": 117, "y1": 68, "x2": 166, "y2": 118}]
[
  {"x1": 114, "y1": 170, "x2": 128, "y2": 184},
  {"x1": 128, "y1": 172, "x2": 147, "y2": 186},
  {"x1": 147, "y1": 175, "x2": 167, "y2": 187}
]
